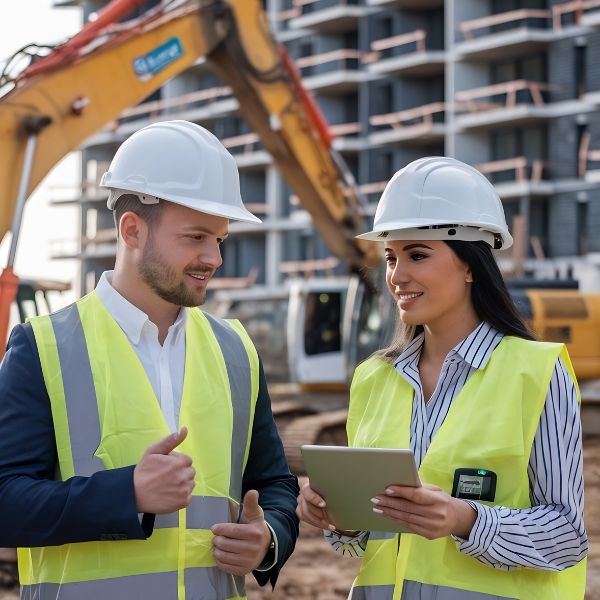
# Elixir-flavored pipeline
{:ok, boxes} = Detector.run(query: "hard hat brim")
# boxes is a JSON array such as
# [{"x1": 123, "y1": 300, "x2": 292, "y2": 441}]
[
  {"x1": 357, "y1": 224, "x2": 513, "y2": 250},
  {"x1": 107, "y1": 189, "x2": 262, "y2": 224}
]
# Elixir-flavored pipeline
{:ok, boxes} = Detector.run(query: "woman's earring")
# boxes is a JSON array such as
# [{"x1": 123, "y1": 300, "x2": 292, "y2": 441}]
[{"x1": 466, "y1": 275, "x2": 473, "y2": 283}]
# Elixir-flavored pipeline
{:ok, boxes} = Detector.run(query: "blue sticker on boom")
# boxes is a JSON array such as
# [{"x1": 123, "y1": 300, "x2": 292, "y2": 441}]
[{"x1": 133, "y1": 37, "x2": 183, "y2": 79}]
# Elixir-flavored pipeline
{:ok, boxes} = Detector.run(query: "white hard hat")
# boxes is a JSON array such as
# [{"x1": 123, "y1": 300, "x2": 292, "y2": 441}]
[
  {"x1": 100, "y1": 120, "x2": 261, "y2": 224},
  {"x1": 358, "y1": 156, "x2": 512, "y2": 249}
]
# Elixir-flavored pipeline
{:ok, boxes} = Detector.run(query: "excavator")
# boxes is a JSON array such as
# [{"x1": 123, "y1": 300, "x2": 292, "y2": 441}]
[{"x1": 1, "y1": 0, "x2": 600, "y2": 472}]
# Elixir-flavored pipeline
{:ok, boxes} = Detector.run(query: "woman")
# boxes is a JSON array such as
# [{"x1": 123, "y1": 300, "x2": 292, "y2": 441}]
[{"x1": 296, "y1": 157, "x2": 587, "y2": 599}]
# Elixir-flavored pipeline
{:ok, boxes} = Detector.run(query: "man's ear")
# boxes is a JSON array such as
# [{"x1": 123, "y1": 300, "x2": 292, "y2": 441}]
[{"x1": 119, "y1": 211, "x2": 147, "y2": 250}]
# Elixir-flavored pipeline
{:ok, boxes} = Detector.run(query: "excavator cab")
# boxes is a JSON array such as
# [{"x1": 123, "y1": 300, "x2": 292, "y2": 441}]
[
  {"x1": 14, "y1": 279, "x2": 70, "y2": 324},
  {"x1": 287, "y1": 275, "x2": 394, "y2": 386}
]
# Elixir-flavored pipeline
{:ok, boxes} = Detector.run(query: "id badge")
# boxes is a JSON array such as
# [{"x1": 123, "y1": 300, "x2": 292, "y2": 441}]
[{"x1": 451, "y1": 468, "x2": 497, "y2": 501}]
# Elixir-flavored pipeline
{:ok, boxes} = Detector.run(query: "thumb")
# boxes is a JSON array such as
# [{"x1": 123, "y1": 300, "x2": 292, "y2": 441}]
[
  {"x1": 241, "y1": 489, "x2": 264, "y2": 524},
  {"x1": 145, "y1": 426, "x2": 188, "y2": 456}
]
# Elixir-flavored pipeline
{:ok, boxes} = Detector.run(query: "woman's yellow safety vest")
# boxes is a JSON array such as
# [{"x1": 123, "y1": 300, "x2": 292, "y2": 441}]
[
  {"x1": 346, "y1": 336, "x2": 586, "y2": 600},
  {"x1": 20, "y1": 291, "x2": 259, "y2": 600}
]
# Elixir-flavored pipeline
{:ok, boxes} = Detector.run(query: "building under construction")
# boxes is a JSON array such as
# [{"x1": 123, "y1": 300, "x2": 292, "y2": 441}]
[{"x1": 51, "y1": 0, "x2": 600, "y2": 297}]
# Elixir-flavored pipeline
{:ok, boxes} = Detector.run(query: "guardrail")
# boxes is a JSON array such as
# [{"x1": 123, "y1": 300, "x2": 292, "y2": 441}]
[
  {"x1": 475, "y1": 156, "x2": 545, "y2": 183},
  {"x1": 458, "y1": 9, "x2": 551, "y2": 40},
  {"x1": 118, "y1": 85, "x2": 233, "y2": 121},
  {"x1": 364, "y1": 29, "x2": 427, "y2": 63},
  {"x1": 578, "y1": 129, "x2": 600, "y2": 177},
  {"x1": 455, "y1": 79, "x2": 552, "y2": 113},
  {"x1": 552, "y1": 0, "x2": 600, "y2": 31},
  {"x1": 370, "y1": 102, "x2": 449, "y2": 131}
]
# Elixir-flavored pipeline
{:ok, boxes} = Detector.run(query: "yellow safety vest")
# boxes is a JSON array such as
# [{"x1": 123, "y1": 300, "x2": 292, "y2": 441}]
[
  {"x1": 347, "y1": 336, "x2": 586, "y2": 600},
  {"x1": 19, "y1": 291, "x2": 259, "y2": 600}
]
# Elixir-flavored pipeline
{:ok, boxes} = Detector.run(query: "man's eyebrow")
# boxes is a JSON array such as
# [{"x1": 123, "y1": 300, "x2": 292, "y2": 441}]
[{"x1": 181, "y1": 226, "x2": 229, "y2": 238}]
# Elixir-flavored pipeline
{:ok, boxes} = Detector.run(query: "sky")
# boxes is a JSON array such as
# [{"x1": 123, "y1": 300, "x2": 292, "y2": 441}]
[{"x1": 0, "y1": 1, "x2": 84, "y2": 305}]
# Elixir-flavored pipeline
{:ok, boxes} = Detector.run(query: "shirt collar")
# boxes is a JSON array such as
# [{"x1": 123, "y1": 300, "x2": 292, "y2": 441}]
[
  {"x1": 393, "y1": 321, "x2": 503, "y2": 372},
  {"x1": 95, "y1": 271, "x2": 188, "y2": 345}
]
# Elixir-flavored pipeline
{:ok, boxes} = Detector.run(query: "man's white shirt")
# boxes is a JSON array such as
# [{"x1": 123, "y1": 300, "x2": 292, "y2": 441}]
[{"x1": 97, "y1": 271, "x2": 187, "y2": 433}]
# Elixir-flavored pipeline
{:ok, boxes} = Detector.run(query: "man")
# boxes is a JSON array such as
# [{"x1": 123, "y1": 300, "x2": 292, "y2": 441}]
[{"x1": 0, "y1": 120, "x2": 299, "y2": 599}]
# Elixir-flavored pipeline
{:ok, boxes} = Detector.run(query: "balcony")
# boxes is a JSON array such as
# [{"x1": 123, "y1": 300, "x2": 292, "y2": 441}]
[
  {"x1": 295, "y1": 49, "x2": 365, "y2": 93},
  {"x1": 578, "y1": 130, "x2": 600, "y2": 182},
  {"x1": 553, "y1": 0, "x2": 600, "y2": 31},
  {"x1": 288, "y1": 0, "x2": 369, "y2": 34},
  {"x1": 369, "y1": 102, "x2": 448, "y2": 146},
  {"x1": 221, "y1": 133, "x2": 271, "y2": 170},
  {"x1": 475, "y1": 157, "x2": 552, "y2": 198},
  {"x1": 87, "y1": 86, "x2": 237, "y2": 146},
  {"x1": 329, "y1": 121, "x2": 365, "y2": 152},
  {"x1": 357, "y1": 181, "x2": 387, "y2": 205},
  {"x1": 454, "y1": 80, "x2": 554, "y2": 130},
  {"x1": 455, "y1": 9, "x2": 554, "y2": 60},
  {"x1": 366, "y1": 0, "x2": 443, "y2": 8},
  {"x1": 365, "y1": 30, "x2": 445, "y2": 77},
  {"x1": 49, "y1": 182, "x2": 108, "y2": 207}
]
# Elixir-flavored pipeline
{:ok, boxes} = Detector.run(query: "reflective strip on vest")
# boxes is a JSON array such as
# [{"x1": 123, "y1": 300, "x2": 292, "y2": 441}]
[
  {"x1": 369, "y1": 532, "x2": 396, "y2": 541},
  {"x1": 155, "y1": 495, "x2": 234, "y2": 529},
  {"x1": 203, "y1": 313, "x2": 251, "y2": 502},
  {"x1": 400, "y1": 581, "x2": 516, "y2": 599},
  {"x1": 350, "y1": 581, "x2": 516, "y2": 600},
  {"x1": 184, "y1": 567, "x2": 245, "y2": 599},
  {"x1": 350, "y1": 585, "x2": 394, "y2": 600},
  {"x1": 49, "y1": 305, "x2": 104, "y2": 477},
  {"x1": 20, "y1": 567, "x2": 247, "y2": 600}
]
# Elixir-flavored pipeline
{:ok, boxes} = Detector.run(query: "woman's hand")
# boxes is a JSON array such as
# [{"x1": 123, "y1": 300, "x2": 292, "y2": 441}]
[
  {"x1": 371, "y1": 484, "x2": 477, "y2": 540},
  {"x1": 296, "y1": 480, "x2": 335, "y2": 530}
]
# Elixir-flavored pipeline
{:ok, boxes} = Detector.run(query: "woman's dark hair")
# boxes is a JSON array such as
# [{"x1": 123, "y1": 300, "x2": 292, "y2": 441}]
[
  {"x1": 446, "y1": 240, "x2": 535, "y2": 341},
  {"x1": 377, "y1": 239, "x2": 535, "y2": 362}
]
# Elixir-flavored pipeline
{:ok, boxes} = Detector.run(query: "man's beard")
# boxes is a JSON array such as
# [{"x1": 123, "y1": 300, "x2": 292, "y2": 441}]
[{"x1": 138, "y1": 237, "x2": 210, "y2": 307}]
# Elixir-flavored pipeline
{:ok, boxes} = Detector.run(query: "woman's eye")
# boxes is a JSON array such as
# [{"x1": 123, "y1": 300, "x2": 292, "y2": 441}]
[{"x1": 410, "y1": 252, "x2": 426, "y2": 261}]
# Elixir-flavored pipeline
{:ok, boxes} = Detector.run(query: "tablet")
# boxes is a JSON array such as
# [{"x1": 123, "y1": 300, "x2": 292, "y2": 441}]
[{"x1": 301, "y1": 445, "x2": 421, "y2": 533}]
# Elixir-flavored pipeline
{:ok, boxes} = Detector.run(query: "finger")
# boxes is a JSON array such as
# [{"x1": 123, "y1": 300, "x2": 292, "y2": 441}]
[
  {"x1": 213, "y1": 551, "x2": 249, "y2": 576},
  {"x1": 297, "y1": 500, "x2": 334, "y2": 530},
  {"x1": 301, "y1": 484, "x2": 326, "y2": 508},
  {"x1": 213, "y1": 535, "x2": 254, "y2": 554},
  {"x1": 145, "y1": 427, "x2": 188, "y2": 456},
  {"x1": 169, "y1": 452, "x2": 193, "y2": 467},
  {"x1": 374, "y1": 505, "x2": 432, "y2": 529},
  {"x1": 212, "y1": 522, "x2": 257, "y2": 540},
  {"x1": 385, "y1": 485, "x2": 439, "y2": 504},
  {"x1": 372, "y1": 496, "x2": 431, "y2": 518},
  {"x1": 241, "y1": 490, "x2": 264, "y2": 524}
]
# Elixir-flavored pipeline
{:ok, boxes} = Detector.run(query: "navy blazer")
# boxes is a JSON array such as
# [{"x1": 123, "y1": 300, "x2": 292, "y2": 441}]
[{"x1": 0, "y1": 323, "x2": 299, "y2": 588}]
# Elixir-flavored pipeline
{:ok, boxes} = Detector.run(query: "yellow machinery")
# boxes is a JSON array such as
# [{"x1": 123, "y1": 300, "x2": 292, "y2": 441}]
[{"x1": 0, "y1": 0, "x2": 379, "y2": 358}]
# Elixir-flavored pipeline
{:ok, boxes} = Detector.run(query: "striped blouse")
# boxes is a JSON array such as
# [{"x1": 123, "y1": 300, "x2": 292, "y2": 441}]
[{"x1": 325, "y1": 321, "x2": 588, "y2": 571}]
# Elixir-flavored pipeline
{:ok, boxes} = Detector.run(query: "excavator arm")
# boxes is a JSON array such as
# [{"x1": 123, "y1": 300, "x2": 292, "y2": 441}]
[{"x1": 0, "y1": 0, "x2": 378, "y2": 272}]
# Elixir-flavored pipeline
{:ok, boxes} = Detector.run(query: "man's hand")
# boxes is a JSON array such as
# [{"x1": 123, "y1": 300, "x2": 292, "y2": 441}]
[
  {"x1": 211, "y1": 490, "x2": 272, "y2": 575},
  {"x1": 133, "y1": 427, "x2": 195, "y2": 514},
  {"x1": 371, "y1": 484, "x2": 477, "y2": 540}
]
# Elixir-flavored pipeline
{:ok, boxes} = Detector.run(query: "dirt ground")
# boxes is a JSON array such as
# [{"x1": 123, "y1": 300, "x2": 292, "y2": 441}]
[{"x1": 0, "y1": 436, "x2": 598, "y2": 599}]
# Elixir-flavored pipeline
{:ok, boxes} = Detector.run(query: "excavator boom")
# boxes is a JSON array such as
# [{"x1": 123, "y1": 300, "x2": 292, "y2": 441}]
[{"x1": 0, "y1": 0, "x2": 378, "y2": 274}]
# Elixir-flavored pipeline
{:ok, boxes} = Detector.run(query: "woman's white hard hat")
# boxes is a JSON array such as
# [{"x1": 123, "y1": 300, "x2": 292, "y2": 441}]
[
  {"x1": 357, "y1": 156, "x2": 513, "y2": 249},
  {"x1": 100, "y1": 120, "x2": 261, "y2": 224}
]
